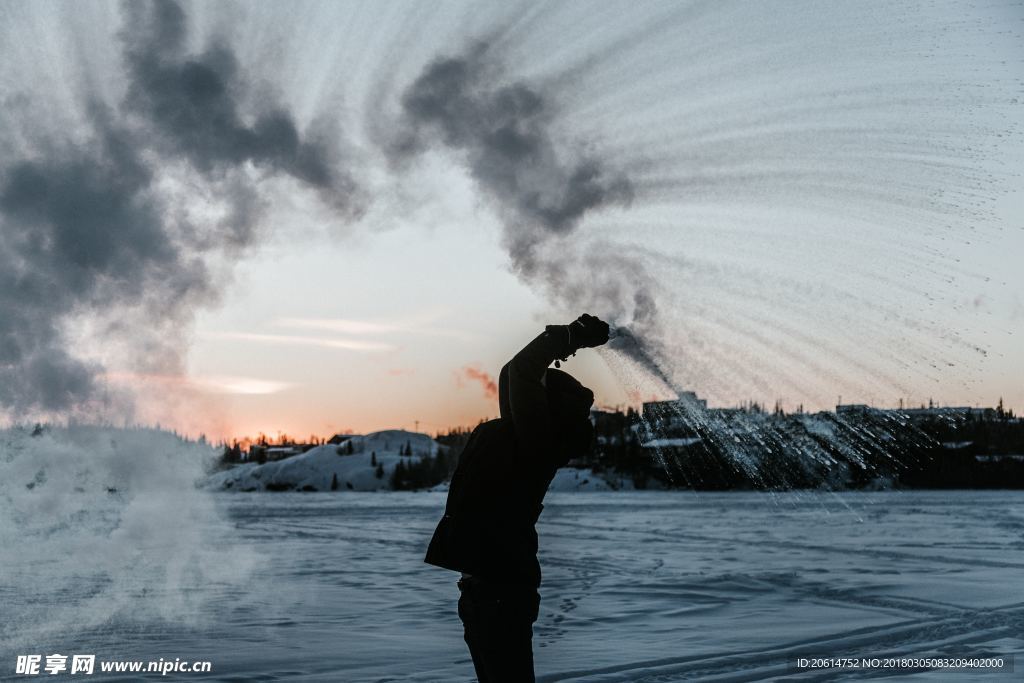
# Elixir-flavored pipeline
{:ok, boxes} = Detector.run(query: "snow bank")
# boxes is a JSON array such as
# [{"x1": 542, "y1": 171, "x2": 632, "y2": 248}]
[
  {"x1": 425, "y1": 468, "x2": 645, "y2": 493},
  {"x1": 548, "y1": 468, "x2": 615, "y2": 491}
]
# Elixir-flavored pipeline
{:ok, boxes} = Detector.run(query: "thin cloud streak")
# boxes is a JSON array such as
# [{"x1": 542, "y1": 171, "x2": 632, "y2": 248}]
[
  {"x1": 105, "y1": 372, "x2": 294, "y2": 395},
  {"x1": 276, "y1": 316, "x2": 478, "y2": 341},
  {"x1": 194, "y1": 375, "x2": 295, "y2": 395},
  {"x1": 277, "y1": 317, "x2": 402, "y2": 335},
  {"x1": 202, "y1": 331, "x2": 397, "y2": 352}
]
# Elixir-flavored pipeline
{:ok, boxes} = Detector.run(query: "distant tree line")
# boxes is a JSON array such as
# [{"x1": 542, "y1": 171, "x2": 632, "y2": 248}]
[
  {"x1": 214, "y1": 403, "x2": 1024, "y2": 490},
  {"x1": 581, "y1": 405, "x2": 1024, "y2": 490}
]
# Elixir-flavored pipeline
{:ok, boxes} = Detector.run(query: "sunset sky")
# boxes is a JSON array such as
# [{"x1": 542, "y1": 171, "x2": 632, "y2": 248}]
[{"x1": 1, "y1": 1, "x2": 1021, "y2": 440}]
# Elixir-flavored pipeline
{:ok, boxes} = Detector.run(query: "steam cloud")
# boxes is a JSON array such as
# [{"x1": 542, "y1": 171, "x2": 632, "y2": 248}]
[
  {"x1": 0, "y1": 17, "x2": 665, "y2": 418},
  {"x1": 0, "y1": 0, "x2": 358, "y2": 417},
  {"x1": 0, "y1": 109, "x2": 187, "y2": 414},
  {"x1": 396, "y1": 42, "x2": 634, "y2": 269},
  {"x1": 120, "y1": 0, "x2": 358, "y2": 213},
  {"x1": 393, "y1": 42, "x2": 670, "y2": 376}
]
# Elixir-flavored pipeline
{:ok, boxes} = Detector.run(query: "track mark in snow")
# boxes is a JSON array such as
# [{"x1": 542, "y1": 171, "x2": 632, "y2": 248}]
[
  {"x1": 541, "y1": 520, "x2": 1024, "y2": 571},
  {"x1": 539, "y1": 602, "x2": 1024, "y2": 682}
]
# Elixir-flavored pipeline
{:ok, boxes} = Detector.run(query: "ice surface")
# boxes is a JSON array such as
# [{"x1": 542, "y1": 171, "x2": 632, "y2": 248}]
[{"x1": 6, "y1": 490, "x2": 1021, "y2": 681}]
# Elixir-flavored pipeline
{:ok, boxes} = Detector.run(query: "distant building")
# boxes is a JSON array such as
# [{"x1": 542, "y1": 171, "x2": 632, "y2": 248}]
[
  {"x1": 836, "y1": 404, "x2": 874, "y2": 417},
  {"x1": 641, "y1": 437, "x2": 702, "y2": 449},
  {"x1": 642, "y1": 392, "x2": 707, "y2": 425},
  {"x1": 901, "y1": 406, "x2": 993, "y2": 421},
  {"x1": 590, "y1": 409, "x2": 625, "y2": 431},
  {"x1": 266, "y1": 446, "x2": 302, "y2": 461},
  {"x1": 836, "y1": 404, "x2": 997, "y2": 424}
]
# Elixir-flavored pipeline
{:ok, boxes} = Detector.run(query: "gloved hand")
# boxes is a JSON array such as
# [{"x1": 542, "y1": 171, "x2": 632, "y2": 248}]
[{"x1": 568, "y1": 313, "x2": 610, "y2": 350}]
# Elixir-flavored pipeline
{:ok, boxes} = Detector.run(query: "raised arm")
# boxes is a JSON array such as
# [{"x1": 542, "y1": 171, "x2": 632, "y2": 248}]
[
  {"x1": 503, "y1": 326, "x2": 571, "y2": 451},
  {"x1": 501, "y1": 315, "x2": 609, "y2": 456}
]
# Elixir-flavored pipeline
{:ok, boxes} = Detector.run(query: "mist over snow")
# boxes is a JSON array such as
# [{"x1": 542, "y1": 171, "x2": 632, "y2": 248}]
[{"x1": 0, "y1": 425, "x2": 263, "y2": 648}]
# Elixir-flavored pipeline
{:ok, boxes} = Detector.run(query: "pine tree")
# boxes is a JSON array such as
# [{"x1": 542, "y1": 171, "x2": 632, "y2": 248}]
[
  {"x1": 331, "y1": 473, "x2": 339, "y2": 491},
  {"x1": 371, "y1": 451, "x2": 377, "y2": 466},
  {"x1": 431, "y1": 451, "x2": 447, "y2": 481},
  {"x1": 375, "y1": 462, "x2": 384, "y2": 479},
  {"x1": 391, "y1": 460, "x2": 406, "y2": 489}
]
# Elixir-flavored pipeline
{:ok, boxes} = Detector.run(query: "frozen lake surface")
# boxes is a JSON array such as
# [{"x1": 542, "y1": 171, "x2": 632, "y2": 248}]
[{"x1": 10, "y1": 490, "x2": 1024, "y2": 681}]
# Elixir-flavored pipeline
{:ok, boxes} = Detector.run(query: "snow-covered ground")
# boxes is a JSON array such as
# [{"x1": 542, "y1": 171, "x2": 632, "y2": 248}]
[{"x1": 9, "y1": 490, "x2": 1022, "y2": 681}]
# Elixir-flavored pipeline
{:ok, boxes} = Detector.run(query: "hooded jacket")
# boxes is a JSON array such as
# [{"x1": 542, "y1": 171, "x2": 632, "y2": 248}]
[{"x1": 424, "y1": 325, "x2": 594, "y2": 588}]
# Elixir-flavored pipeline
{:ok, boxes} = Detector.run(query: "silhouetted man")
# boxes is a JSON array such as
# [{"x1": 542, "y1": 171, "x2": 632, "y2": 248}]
[{"x1": 425, "y1": 314, "x2": 610, "y2": 682}]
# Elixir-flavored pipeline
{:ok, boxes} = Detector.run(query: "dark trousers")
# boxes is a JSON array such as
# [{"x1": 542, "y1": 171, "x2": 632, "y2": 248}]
[{"x1": 457, "y1": 576, "x2": 541, "y2": 683}]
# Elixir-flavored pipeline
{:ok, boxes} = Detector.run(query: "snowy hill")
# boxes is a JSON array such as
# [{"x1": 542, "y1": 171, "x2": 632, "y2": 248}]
[
  {"x1": 206, "y1": 429, "x2": 637, "y2": 493},
  {"x1": 206, "y1": 430, "x2": 441, "y2": 492}
]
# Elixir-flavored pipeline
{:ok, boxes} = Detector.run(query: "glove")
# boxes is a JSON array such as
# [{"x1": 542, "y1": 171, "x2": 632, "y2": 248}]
[{"x1": 568, "y1": 313, "x2": 610, "y2": 350}]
